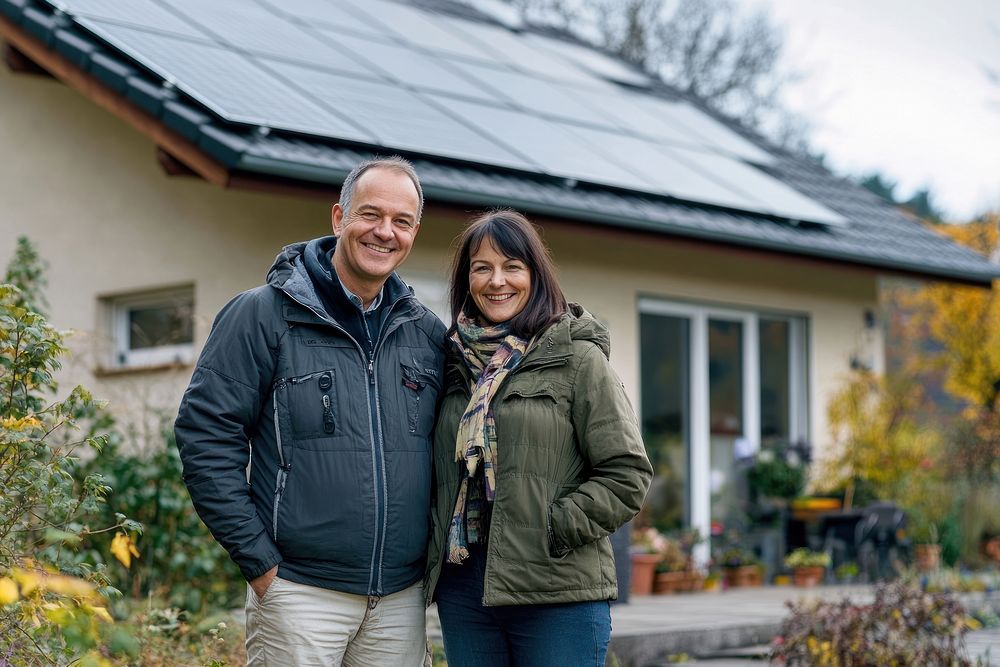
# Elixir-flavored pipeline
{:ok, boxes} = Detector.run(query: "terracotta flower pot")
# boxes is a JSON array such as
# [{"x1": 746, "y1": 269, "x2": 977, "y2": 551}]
[
  {"x1": 982, "y1": 536, "x2": 1000, "y2": 565},
  {"x1": 792, "y1": 565, "x2": 825, "y2": 587},
  {"x1": 914, "y1": 544, "x2": 942, "y2": 571},
  {"x1": 723, "y1": 565, "x2": 762, "y2": 588},
  {"x1": 630, "y1": 553, "x2": 661, "y2": 596},
  {"x1": 653, "y1": 570, "x2": 704, "y2": 594}
]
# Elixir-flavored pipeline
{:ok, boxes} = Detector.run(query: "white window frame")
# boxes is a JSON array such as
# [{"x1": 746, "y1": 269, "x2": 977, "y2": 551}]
[
  {"x1": 107, "y1": 286, "x2": 195, "y2": 369},
  {"x1": 638, "y1": 297, "x2": 810, "y2": 564}
]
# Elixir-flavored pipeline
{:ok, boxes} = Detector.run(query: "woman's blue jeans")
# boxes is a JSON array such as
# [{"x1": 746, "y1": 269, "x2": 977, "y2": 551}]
[{"x1": 434, "y1": 544, "x2": 612, "y2": 667}]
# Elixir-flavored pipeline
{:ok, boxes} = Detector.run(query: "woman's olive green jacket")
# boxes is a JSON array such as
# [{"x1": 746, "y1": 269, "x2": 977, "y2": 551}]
[{"x1": 425, "y1": 305, "x2": 652, "y2": 606}]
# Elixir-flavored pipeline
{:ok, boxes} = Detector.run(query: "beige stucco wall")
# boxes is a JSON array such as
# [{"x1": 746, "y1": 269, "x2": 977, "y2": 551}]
[{"x1": 0, "y1": 62, "x2": 882, "y2": 454}]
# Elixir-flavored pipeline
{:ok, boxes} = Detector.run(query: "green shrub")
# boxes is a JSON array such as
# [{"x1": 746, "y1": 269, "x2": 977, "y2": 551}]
[
  {"x1": 78, "y1": 427, "x2": 245, "y2": 613},
  {"x1": 0, "y1": 237, "x2": 236, "y2": 665},
  {"x1": 772, "y1": 581, "x2": 984, "y2": 666},
  {"x1": 0, "y1": 238, "x2": 137, "y2": 664}
]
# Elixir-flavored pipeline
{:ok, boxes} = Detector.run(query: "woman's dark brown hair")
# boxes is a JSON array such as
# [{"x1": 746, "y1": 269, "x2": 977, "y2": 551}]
[{"x1": 448, "y1": 209, "x2": 568, "y2": 339}]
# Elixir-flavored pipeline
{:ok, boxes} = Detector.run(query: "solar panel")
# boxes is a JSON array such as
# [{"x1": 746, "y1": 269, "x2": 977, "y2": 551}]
[
  {"x1": 448, "y1": 61, "x2": 619, "y2": 128},
  {"x1": 524, "y1": 34, "x2": 651, "y2": 87},
  {"x1": 669, "y1": 147, "x2": 846, "y2": 224},
  {"x1": 565, "y1": 87, "x2": 702, "y2": 147},
  {"x1": 264, "y1": 61, "x2": 537, "y2": 170},
  {"x1": 79, "y1": 19, "x2": 375, "y2": 140},
  {"x1": 319, "y1": 30, "x2": 500, "y2": 102},
  {"x1": 255, "y1": 0, "x2": 383, "y2": 36},
  {"x1": 561, "y1": 124, "x2": 768, "y2": 210},
  {"x1": 52, "y1": 0, "x2": 206, "y2": 39},
  {"x1": 344, "y1": 0, "x2": 500, "y2": 64},
  {"x1": 428, "y1": 15, "x2": 601, "y2": 86},
  {"x1": 159, "y1": 0, "x2": 376, "y2": 79},
  {"x1": 633, "y1": 96, "x2": 776, "y2": 165},
  {"x1": 443, "y1": 98, "x2": 645, "y2": 190}
]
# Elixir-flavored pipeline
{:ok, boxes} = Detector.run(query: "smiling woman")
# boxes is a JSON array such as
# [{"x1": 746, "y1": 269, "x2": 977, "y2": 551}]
[{"x1": 425, "y1": 209, "x2": 653, "y2": 667}]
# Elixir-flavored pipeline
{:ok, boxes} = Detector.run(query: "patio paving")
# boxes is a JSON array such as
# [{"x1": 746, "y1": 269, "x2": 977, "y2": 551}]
[
  {"x1": 606, "y1": 585, "x2": 871, "y2": 666},
  {"x1": 427, "y1": 584, "x2": 999, "y2": 667}
]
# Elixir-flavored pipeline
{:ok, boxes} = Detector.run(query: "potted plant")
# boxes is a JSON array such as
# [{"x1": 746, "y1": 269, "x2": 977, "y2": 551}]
[
  {"x1": 630, "y1": 527, "x2": 665, "y2": 596},
  {"x1": 909, "y1": 519, "x2": 941, "y2": 572},
  {"x1": 718, "y1": 546, "x2": 762, "y2": 588},
  {"x1": 653, "y1": 529, "x2": 705, "y2": 594},
  {"x1": 899, "y1": 473, "x2": 949, "y2": 572},
  {"x1": 785, "y1": 548, "x2": 831, "y2": 587},
  {"x1": 834, "y1": 561, "x2": 860, "y2": 584},
  {"x1": 982, "y1": 529, "x2": 1000, "y2": 566},
  {"x1": 747, "y1": 446, "x2": 806, "y2": 504}
]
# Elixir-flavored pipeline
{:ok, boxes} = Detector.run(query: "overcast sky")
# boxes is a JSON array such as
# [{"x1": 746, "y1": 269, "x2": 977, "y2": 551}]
[{"x1": 741, "y1": 0, "x2": 1000, "y2": 221}]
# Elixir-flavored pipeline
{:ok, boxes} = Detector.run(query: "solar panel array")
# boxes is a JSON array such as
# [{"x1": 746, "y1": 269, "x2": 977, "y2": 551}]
[{"x1": 47, "y1": 0, "x2": 846, "y2": 225}]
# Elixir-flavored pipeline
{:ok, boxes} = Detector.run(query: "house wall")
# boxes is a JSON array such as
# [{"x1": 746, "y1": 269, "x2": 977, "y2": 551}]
[{"x1": 0, "y1": 63, "x2": 883, "y2": 456}]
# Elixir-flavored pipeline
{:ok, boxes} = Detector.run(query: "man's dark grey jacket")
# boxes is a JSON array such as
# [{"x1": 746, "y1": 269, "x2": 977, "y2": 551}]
[{"x1": 174, "y1": 237, "x2": 446, "y2": 596}]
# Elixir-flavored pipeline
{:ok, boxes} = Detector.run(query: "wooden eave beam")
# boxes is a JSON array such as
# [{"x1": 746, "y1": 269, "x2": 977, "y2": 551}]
[
  {"x1": 4, "y1": 42, "x2": 52, "y2": 77},
  {"x1": 0, "y1": 14, "x2": 229, "y2": 187}
]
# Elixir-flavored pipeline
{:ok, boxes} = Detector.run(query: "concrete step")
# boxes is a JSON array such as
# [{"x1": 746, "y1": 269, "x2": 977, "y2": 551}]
[{"x1": 606, "y1": 585, "x2": 870, "y2": 667}]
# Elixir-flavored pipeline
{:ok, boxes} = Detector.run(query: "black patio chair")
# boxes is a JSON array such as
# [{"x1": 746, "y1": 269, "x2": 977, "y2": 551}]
[
  {"x1": 855, "y1": 501, "x2": 910, "y2": 582},
  {"x1": 817, "y1": 510, "x2": 864, "y2": 574}
]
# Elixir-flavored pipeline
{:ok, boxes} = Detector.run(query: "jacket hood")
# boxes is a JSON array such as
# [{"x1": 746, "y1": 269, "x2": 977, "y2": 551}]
[
  {"x1": 523, "y1": 303, "x2": 610, "y2": 365},
  {"x1": 563, "y1": 302, "x2": 610, "y2": 358},
  {"x1": 265, "y1": 236, "x2": 412, "y2": 320}
]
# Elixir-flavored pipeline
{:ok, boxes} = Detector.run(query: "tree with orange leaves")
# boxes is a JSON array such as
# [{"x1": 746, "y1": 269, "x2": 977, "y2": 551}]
[{"x1": 897, "y1": 215, "x2": 1000, "y2": 560}]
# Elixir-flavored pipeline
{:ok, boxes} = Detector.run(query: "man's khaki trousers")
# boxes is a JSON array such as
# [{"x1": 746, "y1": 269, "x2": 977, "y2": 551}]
[{"x1": 245, "y1": 576, "x2": 426, "y2": 666}]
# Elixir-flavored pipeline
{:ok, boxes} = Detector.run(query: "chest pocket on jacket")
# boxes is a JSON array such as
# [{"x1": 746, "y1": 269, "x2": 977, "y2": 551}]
[
  {"x1": 503, "y1": 378, "x2": 560, "y2": 404},
  {"x1": 500, "y1": 379, "x2": 571, "y2": 450},
  {"x1": 400, "y1": 361, "x2": 440, "y2": 436},
  {"x1": 286, "y1": 369, "x2": 341, "y2": 445}
]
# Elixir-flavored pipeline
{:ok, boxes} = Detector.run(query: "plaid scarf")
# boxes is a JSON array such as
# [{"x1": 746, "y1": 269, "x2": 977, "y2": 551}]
[{"x1": 446, "y1": 313, "x2": 529, "y2": 564}]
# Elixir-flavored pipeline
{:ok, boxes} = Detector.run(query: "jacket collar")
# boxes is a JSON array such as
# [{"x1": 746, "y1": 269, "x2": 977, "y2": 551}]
[{"x1": 268, "y1": 236, "x2": 415, "y2": 326}]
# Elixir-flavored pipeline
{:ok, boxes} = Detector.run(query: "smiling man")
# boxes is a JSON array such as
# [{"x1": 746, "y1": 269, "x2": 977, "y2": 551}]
[{"x1": 175, "y1": 157, "x2": 446, "y2": 666}]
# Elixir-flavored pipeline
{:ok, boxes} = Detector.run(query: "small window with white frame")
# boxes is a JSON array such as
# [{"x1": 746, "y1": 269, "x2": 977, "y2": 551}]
[{"x1": 105, "y1": 286, "x2": 195, "y2": 369}]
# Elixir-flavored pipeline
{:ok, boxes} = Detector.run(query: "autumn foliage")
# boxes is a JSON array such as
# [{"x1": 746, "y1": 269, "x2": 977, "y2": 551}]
[
  {"x1": 906, "y1": 217, "x2": 1000, "y2": 412},
  {"x1": 825, "y1": 215, "x2": 1000, "y2": 562}
]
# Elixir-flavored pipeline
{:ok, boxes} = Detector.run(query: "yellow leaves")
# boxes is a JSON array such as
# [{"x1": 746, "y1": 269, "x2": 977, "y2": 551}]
[
  {"x1": 905, "y1": 217, "x2": 1000, "y2": 409},
  {"x1": 9, "y1": 566, "x2": 97, "y2": 600},
  {"x1": 39, "y1": 572, "x2": 96, "y2": 598},
  {"x1": 12, "y1": 567, "x2": 39, "y2": 596},
  {"x1": 111, "y1": 532, "x2": 140, "y2": 568},
  {"x1": 820, "y1": 370, "x2": 940, "y2": 501},
  {"x1": 90, "y1": 605, "x2": 113, "y2": 623},
  {"x1": 0, "y1": 577, "x2": 19, "y2": 605},
  {"x1": 0, "y1": 415, "x2": 42, "y2": 430}
]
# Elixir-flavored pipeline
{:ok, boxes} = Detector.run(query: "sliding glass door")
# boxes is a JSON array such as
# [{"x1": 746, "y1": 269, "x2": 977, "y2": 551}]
[{"x1": 639, "y1": 299, "x2": 808, "y2": 561}]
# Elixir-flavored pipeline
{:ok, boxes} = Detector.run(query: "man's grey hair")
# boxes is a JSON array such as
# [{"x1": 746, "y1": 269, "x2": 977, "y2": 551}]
[{"x1": 338, "y1": 156, "x2": 424, "y2": 222}]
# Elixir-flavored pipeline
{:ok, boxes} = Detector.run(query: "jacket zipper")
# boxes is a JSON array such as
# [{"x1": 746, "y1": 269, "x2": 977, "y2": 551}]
[
  {"x1": 279, "y1": 288, "x2": 420, "y2": 596},
  {"x1": 367, "y1": 303, "x2": 420, "y2": 594},
  {"x1": 272, "y1": 383, "x2": 291, "y2": 540}
]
